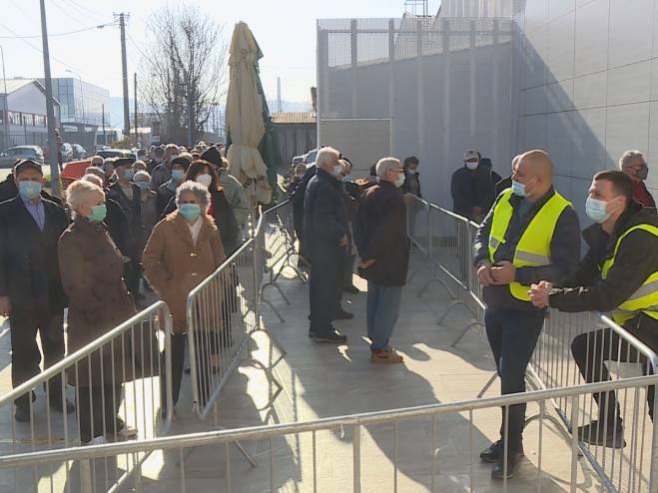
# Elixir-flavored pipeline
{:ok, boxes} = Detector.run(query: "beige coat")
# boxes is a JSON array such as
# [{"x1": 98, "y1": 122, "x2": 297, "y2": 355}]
[{"x1": 142, "y1": 212, "x2": 226, "y2": 333}]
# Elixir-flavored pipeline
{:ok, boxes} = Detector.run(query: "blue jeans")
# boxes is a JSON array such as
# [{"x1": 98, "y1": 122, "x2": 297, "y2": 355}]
[
  {"x1": 485, "y1": 307, "x2": 544, "y2": 450},
  {"x1": 367, "y1": 282, "x2": 402, "y2": 351}
]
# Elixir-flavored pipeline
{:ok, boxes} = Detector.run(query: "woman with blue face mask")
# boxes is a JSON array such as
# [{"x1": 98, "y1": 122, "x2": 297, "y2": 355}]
[
  {"x1": 143, "y1": 181, "x2": 226, "y2": 413},
  {"x1": 58, "y1": 179, "x2": 141, "y2": 445}
]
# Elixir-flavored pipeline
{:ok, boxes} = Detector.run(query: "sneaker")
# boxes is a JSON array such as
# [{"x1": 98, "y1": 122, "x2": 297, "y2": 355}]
[
  {"x1": 312, "y1": 330, "x2": 348, "y2": 344},
  {"x1": 343, "y1": 285, "x2": 360, "y2": 294},
  {"x1": 480, "y1": 440, "x2": 504, "y2": 463},
  {"x1": 114, "y1": 425, "x2": 138, "y2": 439},
  {"x1": 84, "y1": 435, "x2": 108, "y2": 446},
  {"x1": 333, "y1": 309, "x2": 354, "y2": 321},
  {"x1": 577, "y1": 421, "x2": 626, "y2": 449},
  {"x1": 491, "y1": 450, "x2": 524, "y2": 480},
  {"x1": 370, "y1": 348, "x2": 404, "y2": 364}
]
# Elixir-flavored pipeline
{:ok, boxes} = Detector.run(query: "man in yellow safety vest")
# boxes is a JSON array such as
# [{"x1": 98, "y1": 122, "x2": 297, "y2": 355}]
[
  {"x1": 473, "y1": 149, "x2": 581, "y2": 479},
  {"x1": 531, "y1": 170, "x2": 658, "y2": 449}
]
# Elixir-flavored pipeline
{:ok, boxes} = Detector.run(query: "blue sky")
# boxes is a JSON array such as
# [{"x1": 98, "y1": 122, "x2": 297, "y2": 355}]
[{"x1": 1, "y1": 0, "x2": 440, "y2": 106}]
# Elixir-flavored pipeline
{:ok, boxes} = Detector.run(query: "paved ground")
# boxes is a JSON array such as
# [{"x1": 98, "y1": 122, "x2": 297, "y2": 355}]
[{"x1": 0, "y1": 251, "x2": 608, "y2": 492}]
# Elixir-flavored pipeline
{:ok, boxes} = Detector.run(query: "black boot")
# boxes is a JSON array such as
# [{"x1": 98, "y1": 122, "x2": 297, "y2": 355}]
[{"x1": 491, "y1": 449, "x2": 524, "y2": 480}]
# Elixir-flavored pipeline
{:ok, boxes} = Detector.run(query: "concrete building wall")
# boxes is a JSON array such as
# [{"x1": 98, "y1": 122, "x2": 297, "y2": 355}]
[{"x1": 514, "y1": 0, "x2": 658, "y2": 217}]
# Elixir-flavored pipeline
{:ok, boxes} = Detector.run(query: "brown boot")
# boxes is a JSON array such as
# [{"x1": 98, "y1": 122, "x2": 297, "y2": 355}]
[{"x1": 371, "y1": 347, "x2": 404, "y2": 364}]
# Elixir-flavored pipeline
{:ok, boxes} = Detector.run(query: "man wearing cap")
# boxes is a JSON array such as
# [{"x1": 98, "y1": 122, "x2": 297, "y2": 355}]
[
  {"x1": 451, "y1": 149, "x2": 496, "y2": 222},
  {"x1": 148, "y1": 146, "x2": 165, "y2": 174},
  {"x1": 151, "y1": 144, "x2": 180, "y2": 191},
  {"x1": 107, "y1": 157, "x2": 142, "y2": 298},
  {"x1": 473, "y1": 150, "x2": 580, "y2": 479},
  {"x1": 156, "y1": 154, "x2": 191, "y2": 217},
  {"x1": 0, "y1": 160, "x2": 75, "y2": 421},
  {"x1": 0, "y1": 160, "x2": 62, "y2": 205}
]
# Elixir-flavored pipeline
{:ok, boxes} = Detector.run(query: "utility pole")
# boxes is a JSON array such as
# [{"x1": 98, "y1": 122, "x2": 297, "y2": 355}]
[
  {"x1": 133, "y1": 72, "x2": 138, "y2": 147},
  {"x1": 0, "y1": 45, "x2": 8, "y2": 151},
  {"x1": 39, "y1": 0, "x2": 61, "y2": 198},
  {"x1": 101, "y1": 103, "x2": 106, "y2": 147},
  {"x1": 116, "y1": 12, "x2": 130, "y2": 139}
]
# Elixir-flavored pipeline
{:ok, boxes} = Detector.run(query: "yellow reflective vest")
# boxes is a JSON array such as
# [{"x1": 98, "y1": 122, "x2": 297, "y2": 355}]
[
  {"x1": 601, "y1": 224, "x2": 658, "y2": 324},
  {"x1": 488, "y1": 189, "x2": 571, "y2": 302}
]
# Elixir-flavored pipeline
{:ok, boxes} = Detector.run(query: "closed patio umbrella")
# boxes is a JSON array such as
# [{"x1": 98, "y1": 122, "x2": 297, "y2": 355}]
[{"x1": 226, "y1": 22, "x2": 283, "y2": 205}]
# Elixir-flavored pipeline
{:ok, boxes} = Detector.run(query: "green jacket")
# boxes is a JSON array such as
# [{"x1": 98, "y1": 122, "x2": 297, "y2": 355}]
[{"x1": 219, "y1": 169, "x2": 250, "y2": 228}]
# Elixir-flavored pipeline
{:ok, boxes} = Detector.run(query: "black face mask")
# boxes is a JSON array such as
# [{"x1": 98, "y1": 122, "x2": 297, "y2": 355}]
[{"x1": 636, "y1": 167, "x2": 649, "y2": 180}]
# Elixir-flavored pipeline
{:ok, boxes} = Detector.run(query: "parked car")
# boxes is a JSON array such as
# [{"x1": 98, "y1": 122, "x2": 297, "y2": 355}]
[
  {"x1": 292, "y1": 154, "x2": 305, "y2": 166},
  {"x1": 72, "y1": 144, "x2": 87, "y2": 160},
  {"x1": 60, "y1": 143, "x2": 74, "y2": 163},
  {"x1": 303, "y1": 149, "x2": 318, "y2": 165},
  {"x1": 96, "y1": 148, "x2": 136, "y2": 160},
  {"x1": 0, "y1": 145, "x2": 45, "y2": 168}
]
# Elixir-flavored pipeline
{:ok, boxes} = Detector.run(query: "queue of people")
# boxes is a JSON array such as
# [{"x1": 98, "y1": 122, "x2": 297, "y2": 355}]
[{"x1": 0, "y1": 141, "x2": 249, "y2": 444}]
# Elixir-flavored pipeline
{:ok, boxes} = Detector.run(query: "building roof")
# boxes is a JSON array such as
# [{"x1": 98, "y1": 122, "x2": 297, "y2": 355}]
[
  {"x1": 1, "y1": 78, "x2": 60, "y2": 105},
  {"x1": 271, "y1": 112, "x2": 316, "y2": 125}
]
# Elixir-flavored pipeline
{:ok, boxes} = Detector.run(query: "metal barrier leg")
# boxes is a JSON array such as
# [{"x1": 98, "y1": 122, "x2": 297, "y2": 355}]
[
  {"x1": 437, "y1": 299, "x2": 476, "y2": 325},
  {"x1": 262, "y1": 282, "x2": 291, "y2": 306},
  {"x1": 260, "y1": 298, "x2": 286, "y2": 323},
  {"x1": 417, "y1": 276, "x2": 457, "y2": 300},
  {"x1": 477, "y1": 373, "x2": 499, "y2": 399},
  {"x1": 450, "y1": 321, "x2": 485, "y2": 348}
]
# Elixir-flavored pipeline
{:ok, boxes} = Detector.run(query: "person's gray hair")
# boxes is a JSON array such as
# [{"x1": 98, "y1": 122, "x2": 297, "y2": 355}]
[
  {"x1": 315, "y1": 147, "x2": 340, "y2": 169},
  {"x1": 375, "y1": 157, "x2": 401, "y2": 179},
  {"x1": 175, "y1": 181, "x2": 211, "y2": 212},
  {"x1": 67, "y1": 179, "x2": 104, "y2": 212},
  {"x1": 134, "y1": 170, "x2": 151, "y2": 182},
  {"x1": 85, "y1": 166, "x2": 105, "y2": 179},
  {"x1": 90, "y1": 155, "x2": 103, "y2": 167},
  {"x1": 619, "y1": 150, "x2": 645, "y2": 170},
  {"x1": 81, "y1": 174, "x2": 104, "y2": 188}
]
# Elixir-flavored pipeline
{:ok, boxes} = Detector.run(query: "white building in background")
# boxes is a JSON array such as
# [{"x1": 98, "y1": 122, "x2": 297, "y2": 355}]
[
  {"x1": 317, "y1": 0, "x2": 658, "y2": 214},
  {"x1": 0, "y1": 79, "x2": 60, "y2": 150}
]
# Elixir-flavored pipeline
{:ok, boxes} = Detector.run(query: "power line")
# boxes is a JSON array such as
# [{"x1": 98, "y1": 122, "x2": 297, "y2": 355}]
[
  {"x1": 61, "y1": 0, "x2": 108, "y2": 22},
  {"x1": 0, "y1": 22, "x2": 115, "y2": 39},
  {"x1": 126, "y1": 32, "x2": 148, "y2": 60},
  {"x1": 50, "y1": 0, "x2": 92, "y2": 29}
]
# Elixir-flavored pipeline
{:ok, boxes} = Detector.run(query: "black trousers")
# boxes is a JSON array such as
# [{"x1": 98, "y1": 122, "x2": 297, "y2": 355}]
[
  {"x1": 162, "y1": 333, "x2": 217, "y2": 412},
  {"x1": 308, "y1": 247, "x2": 344, "y2": 334},
  {"x1": 124, "y1": 261, "x2": 141, "y2": 298},
  {"x1": 77, "y1": 385, "x2": 123, "y2": 442},
  {"x1": 571, "y1": 314, "x2": 658, "y2": 428},
  {"x1": 10, "y1": 311, "x2": 66, "y2": 408},
  {"x1": 343, "y1": 254, "x2": 356, "y2": 288}
]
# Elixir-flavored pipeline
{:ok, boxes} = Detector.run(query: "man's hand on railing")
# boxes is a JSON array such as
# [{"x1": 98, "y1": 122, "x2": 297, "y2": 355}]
[
  {"x1": 359, "y1": 259, "x2": 376, "y2": 269},
  {"x1": 476, "y1": 261, "x2": 494, "y2": 286},
  {"x1": 491, "y1": 261, "x2": 516, "y2": 285},
  {"x1": 530, "y1": 281, "x2": 553, "y2": 308}
]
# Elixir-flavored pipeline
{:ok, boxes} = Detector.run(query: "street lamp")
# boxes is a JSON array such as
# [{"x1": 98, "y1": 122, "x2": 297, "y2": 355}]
[{"x1": 0, "y1": 45, "x2": 8, "y2": 151}]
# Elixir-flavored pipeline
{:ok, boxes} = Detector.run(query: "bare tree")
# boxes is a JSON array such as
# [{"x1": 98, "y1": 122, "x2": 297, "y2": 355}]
[{"x1": 141, "y1": 4, "x2": 227, "y2": 145}]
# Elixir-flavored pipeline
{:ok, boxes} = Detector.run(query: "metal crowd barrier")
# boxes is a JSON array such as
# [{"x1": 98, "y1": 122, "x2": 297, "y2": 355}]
[
  {"x1": 1, "y1": 375, "x2": 656, "y2": 492},
  {"x1": 185, "y1": 203, "x2": 297, "y2": 421},
  {"x1": 406, "y1": 195, "x2": 658, "y2": 492},
  {"x1": 0, "y1": 301, "x2": 173, "y2": 491}
]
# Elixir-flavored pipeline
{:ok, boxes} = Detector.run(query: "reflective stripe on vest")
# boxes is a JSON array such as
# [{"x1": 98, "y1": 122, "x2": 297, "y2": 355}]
[
  {"x1": 601, "y1": 224, "x2": 658, "y2": 324},
  {"x1": 488, "y1": 189, "x2": 571, "y2": 302}
]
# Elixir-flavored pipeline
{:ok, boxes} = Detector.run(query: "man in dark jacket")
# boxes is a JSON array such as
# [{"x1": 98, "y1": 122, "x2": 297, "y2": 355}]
[
  {"x1": 0, "y1": 160, "x2": 74, "y2": 421},
  {"x1": 451, "y1": 149, "x2": 496, "y2": 222},
  {"x1": 530, "y1": 170, "x2": 658, "y2": 449},
  {"x1": 303, "y1": 147, "x2": 350, "y2": 344},
  {"x1": 107, "y1": 157, "x2": 142, "y2": 297},
  {"x1": 401, "y1": 156, "x2": 421, "y2": 198},
  {"x1": 494, "y1": 155, "x2": 521, "y2": 198},
  {"x1": 0, "y1": 168, "x2": 63, "y2": 205},
  {"x1": 473, "y1": 150, "x2": 581, "y2": 479},
  {"x1": 290, "y1": 162, "x2": 317, "y2": 266},
  {"x1": 156, "y1": 155, "x2": 190, "y2": 218},
  {"x1": 356, "y1": 157, "x2": 409, "y2": 364}
]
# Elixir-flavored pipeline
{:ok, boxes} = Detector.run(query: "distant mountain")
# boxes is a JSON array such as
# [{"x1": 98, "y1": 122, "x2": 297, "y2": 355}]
[{"x1": 110, "y1": 97, "x2": 312, "y2": 127}]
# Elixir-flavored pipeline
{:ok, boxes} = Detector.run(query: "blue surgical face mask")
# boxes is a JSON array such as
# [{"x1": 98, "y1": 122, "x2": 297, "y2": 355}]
[
  {"x1": 172, "y1": 169, "x2": 185, "y2": 181},
  {"x1": 89, "y1": 204, "x2": 107, "y2": 223},
  {"x1": 123, "y1": 169, "x2": 134, "y2": 181},
  {"x1": 179, "y1": 203, "x2": 201, "y2": 221},
  {"x1": 135, "y1": 181, "x2": 150, "y2": 190},
  {"x1": 586, "y1": 197, "x2": 612, "y2": 224},
  {"x1": 511, "y1": 180, "x2": 528, "y2": 198},
  {"x1": 18, "y1": 180, "x2": 42, "y2": 200}
]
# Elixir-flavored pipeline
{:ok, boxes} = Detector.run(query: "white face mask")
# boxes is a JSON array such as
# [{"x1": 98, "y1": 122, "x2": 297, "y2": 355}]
[
  {"x1": 395, "y1": 173, "x2": 405, "y2": 188},
  {"x1": 465, "y1": 161, "x2": 479, "y2": 171},
  {"x1": 196, "y1": 174, "x2": 213, "y2": 188}
]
